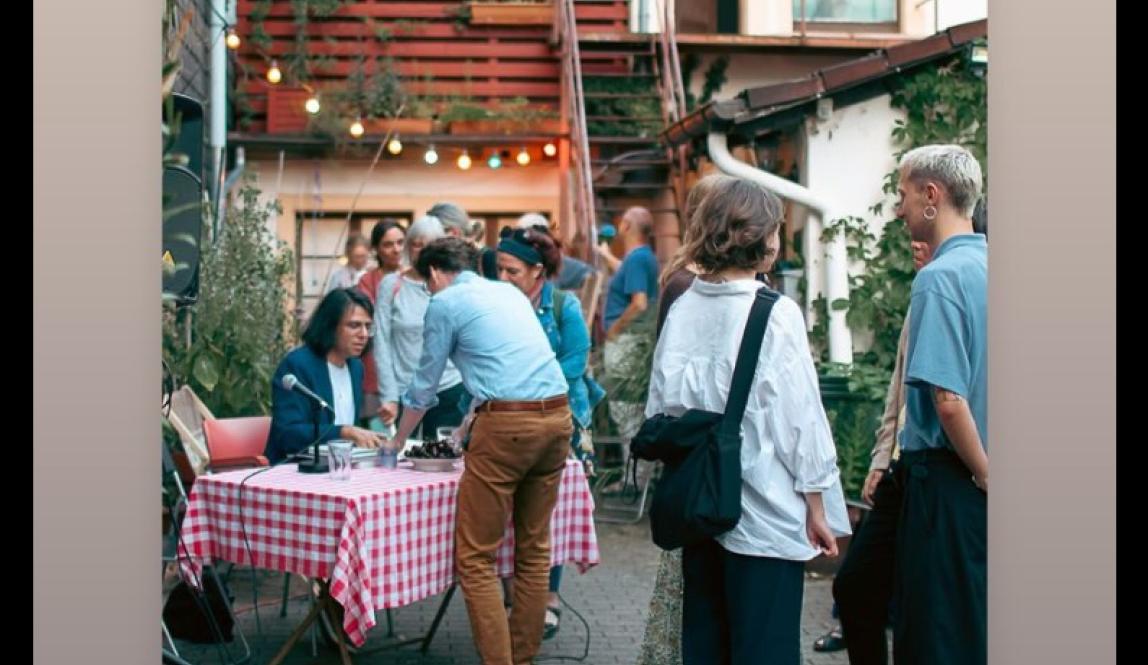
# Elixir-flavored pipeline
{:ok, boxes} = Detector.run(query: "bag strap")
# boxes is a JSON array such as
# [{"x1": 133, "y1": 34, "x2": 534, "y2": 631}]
[
  {"x1": 719, "y1": 287, "x2": 781, "y2": 440},
  {"x1": 552, "y1": 287, "x2": 566, "y2": 331},
  {"x1": 391, "y1": 274, "x2": 403, "y2": 301}
]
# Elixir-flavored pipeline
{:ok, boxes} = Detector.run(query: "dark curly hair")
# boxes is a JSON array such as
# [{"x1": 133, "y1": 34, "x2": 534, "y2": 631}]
[
  {"x1": 414, "y1": 237, "x2": 480, "y2": 279},
  {"x1": 497, "y1": 226, "x2": 564, "y2": 278}
]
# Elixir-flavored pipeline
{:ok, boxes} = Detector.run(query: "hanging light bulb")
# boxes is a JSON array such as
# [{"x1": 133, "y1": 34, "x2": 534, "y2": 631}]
[
  {"x1": 488, "y1": 152, "x2": 502, "y2": 169},
  {"x1": 387, "y1": 134, "x2": 403, "y2": 155},
  {"x1": 349, "y1": 116, "x2": 365, "y2": 138},
  {"x1": 225, "y1": 28, "x2": 241, "y2": 50},
  {"x1": 543, "y1": 141, "x2": 557, "y2": 157},
  {"x1": 304, "y1": 95, "x2": 321, "y2": 115},
  {"x1": 266, "y1": 59, "x2": 282, "y2": 84},
  {"x1": 516, "y1": 146, "x2": 531, "y2": 166},
  {"x1": 424, "y1": 145, "x2": 439, "y2": 165},
  {"x1": 457, "y1": 150, "x2": 472, "y2": 170}
]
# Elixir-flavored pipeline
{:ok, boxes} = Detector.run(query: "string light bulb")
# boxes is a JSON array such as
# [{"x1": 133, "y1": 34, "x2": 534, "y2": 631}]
[
  {"x1": 424, "y1": 145, "x2": 439, "y2": 165},
  {"x1": 225, "y1": 28, "x2": 241, "y2": 50},
  {"x1": 457, "y1": 150, "x2": 472, "y2": 170},
  {"x1": 543, "y1": 142, "x2": 557, "y2": 157},
  {"x1": 488, "y1": 152, "x2": 502, "y2": 169},
  {"x1": 266, "y1": 60, "x2": 282, "y2": 84},
  {"x1": 387, "y1": 135, "x2": 403, "y2": 155},
  {"x1": 516, "y1": 147, "x2": 531, "y2": 166},
  {"x1": 349, "y1": 117, "x2": 365, "y2": 138},
  {"x1": 304, "y1": 95, "x2": 321, "y2": 115}
]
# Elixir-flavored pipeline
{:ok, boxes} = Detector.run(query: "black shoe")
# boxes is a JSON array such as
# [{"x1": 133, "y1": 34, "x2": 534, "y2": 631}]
[
  {"x1": 813, "y1": 627, "x2": 846, "y2": 652},
  {"x1": 542, "y1": 606, "x2": 562, "y2": 641}
]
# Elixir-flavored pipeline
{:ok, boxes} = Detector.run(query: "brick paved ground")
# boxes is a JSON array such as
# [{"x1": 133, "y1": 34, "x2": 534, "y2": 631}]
[{"x1": 170, "y1": 515, "x2": 856, "y2": 664}]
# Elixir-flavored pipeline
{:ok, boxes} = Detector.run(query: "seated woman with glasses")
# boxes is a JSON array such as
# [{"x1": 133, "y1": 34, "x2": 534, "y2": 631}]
[{"x1": 265, "y1": 287, "x2": 384, "y2": 464}]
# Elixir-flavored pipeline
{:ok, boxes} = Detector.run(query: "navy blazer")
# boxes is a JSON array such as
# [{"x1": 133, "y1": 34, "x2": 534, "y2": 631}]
[{"x1": 265, "y1": 345, "x2": 364, "y2": 464}]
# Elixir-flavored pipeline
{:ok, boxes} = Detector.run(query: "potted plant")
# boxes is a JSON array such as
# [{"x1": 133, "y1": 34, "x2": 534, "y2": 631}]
[
  {"x1": 445, "y1": 97, "x2": 561, "y2": 135},
  {"x1": 772, "y1": 258, "x2": 804, "y2": 301},
  {"x1": 467, "y1": 1, "x2": 555, "y2": 26}
]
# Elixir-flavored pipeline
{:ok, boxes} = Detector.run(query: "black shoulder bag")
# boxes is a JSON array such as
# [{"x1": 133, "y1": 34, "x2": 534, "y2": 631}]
[{"x1": 630, "y1": 286, "x2": 780, "y2": 550}]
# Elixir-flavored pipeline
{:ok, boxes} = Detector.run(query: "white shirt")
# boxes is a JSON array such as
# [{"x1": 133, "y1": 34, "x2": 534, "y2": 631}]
[
  {"x1": 372, "y1": 272, "x2": 464, "y2": 404},
  {"x1": 647, "y1": 278, "x2": 851, "y2": 560},
  {"x1": 324, "y1": 265, "x2": 367, "y2": 295},
  {"x1": 328, "y1": 361, "x2": 356, "y2": 426}
]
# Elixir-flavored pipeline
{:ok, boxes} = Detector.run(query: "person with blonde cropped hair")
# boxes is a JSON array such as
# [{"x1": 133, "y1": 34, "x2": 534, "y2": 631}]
[{"x1": 891, "y1": 143, "x2": 987, "y2": 665}]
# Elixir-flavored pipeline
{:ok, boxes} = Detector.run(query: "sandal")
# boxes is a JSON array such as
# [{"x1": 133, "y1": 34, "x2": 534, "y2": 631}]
[
  {"x1": 542, "y1": 606, "x2": 561, "y2": 641},
  {"x1": 813, "y1": 626, "x2": 846, "y2": 652}
]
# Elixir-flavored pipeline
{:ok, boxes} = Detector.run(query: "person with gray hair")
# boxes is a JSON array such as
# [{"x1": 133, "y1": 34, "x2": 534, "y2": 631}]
[
  {"x1": 372, "y1": 215, "x2": 470, "y2": 438},
  {"x1": 515, "y1": 212, "x2": 596, "y2": 290},
  {"x1": 427, "y1": 201, "x2": 471, "y2": 238},
  {"x1": 892, "y1": 143, "x2": 987, "y2": 665},
  {"x1": 515, "y1": 212, "x2": 551, "y2": 231}
]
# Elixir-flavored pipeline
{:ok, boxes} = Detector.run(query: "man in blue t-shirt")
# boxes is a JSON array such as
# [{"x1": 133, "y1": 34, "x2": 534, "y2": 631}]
[
  {"x1": 595, "y1": 206, "x2": 660, "y2": 439},
  {"x1": 892, "y1": 144, "x2": 988, "y2": 665},
  {"x1": 598, "y1": 207, "x2": 659, "y2": 337}
]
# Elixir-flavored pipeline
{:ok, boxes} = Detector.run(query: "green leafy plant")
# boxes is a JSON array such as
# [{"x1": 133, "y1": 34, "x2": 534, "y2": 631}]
[
  {"x1": 163, "y1": 180, "x2": 295, "y2": 417},
  {"x1": 598, "y1": 312, "x2": 658, "y2": 407},
  {"x1": 583, "y1": 76, "x2": 662, "y2": 137},
  {"x1": 698, "y1": 55, "x2": 729, "y2": 106},
  {"x1": 439, "y1": 100, "x2": 492, "y2": 123},
  {"x1": 679, "y1": 54, "x2": 729, "y2": 111}
]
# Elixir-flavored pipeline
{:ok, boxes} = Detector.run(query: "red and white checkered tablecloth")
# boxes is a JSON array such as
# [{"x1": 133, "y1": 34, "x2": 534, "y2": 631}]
[{"x1": 177, "y1": 459, "x2": 599, "y2": 647}]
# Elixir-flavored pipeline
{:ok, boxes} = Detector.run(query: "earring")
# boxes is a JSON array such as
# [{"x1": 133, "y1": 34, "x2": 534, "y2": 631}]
[{"x1": 923, "y1": 205, "x2": 938, "y2": 221}]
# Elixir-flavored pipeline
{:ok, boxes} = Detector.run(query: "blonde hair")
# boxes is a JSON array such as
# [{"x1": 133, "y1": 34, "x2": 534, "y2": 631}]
[{"x1": 898, "y1": 144, "x2": 983, "y2": 218}]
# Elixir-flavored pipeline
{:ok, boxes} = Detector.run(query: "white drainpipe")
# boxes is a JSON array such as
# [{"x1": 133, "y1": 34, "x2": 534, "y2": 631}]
[
  {"x1": 209, "y1": 0, "x2": 228, "y2": 203},
  {"x1": 706, "y1": 132, "x2": 854, "y2": 365}
]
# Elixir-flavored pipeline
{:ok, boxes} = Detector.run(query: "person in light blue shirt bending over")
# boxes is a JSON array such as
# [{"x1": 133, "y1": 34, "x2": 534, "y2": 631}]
[{"x1": 384, "y1": 237, "x2": 575, "y2": 665}]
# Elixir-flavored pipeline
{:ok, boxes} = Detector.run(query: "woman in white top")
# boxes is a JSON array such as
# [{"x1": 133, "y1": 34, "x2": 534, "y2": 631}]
[
  {"x1": 647, "y1": 175, "x2": 851, "y2": 665},
  {"x1": 373, "y1": 215, "x2": 469, "y2": 438}
]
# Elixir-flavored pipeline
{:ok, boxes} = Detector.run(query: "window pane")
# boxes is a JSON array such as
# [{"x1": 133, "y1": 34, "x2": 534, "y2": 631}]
[{"x1": 793, "y1": 0, "x2": 898, "y2": 23}]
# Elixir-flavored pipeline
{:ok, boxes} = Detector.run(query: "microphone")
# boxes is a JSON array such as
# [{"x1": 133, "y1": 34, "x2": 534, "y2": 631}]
[
  {"x1": 281, "y1": 374, "x2": 333, "y2": 412},
  {"x1": 281, "y1": 374, "x2": 333, "y2": 474}
]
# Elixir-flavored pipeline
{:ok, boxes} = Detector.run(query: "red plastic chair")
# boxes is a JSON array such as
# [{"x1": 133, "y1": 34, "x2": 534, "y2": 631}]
[{"x1": 203, "y1": 416, "x2": 271, "y2": 473}]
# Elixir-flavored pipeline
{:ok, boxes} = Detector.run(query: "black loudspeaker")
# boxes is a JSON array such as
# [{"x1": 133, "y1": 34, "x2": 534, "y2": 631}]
[
  {"x1": 163, "y1": 165, "x2": 204, "y2": 304},
  {"x1": 163, "y1": 94, "x2": 206, "y2": 304},
  {"x1": 167, "y1": 93, "x2": 206, "y2": 182}
]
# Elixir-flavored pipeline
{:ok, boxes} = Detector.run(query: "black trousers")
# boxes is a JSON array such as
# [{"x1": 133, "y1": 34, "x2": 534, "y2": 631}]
[
  {"x1": 833, "y1": 464, "x2": 904, "y2": 665},
  {"x1": 682, "y1": 538, "x2": 805, "y2": 665},
  {"x1": 397, "y1": 383, "x2": 471, "y2": 439},
  {"x1": 893, "y1": 448, "x2": 987, "y2": 665}
]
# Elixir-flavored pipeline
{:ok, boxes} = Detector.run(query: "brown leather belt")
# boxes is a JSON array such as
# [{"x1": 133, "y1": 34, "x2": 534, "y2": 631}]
[{"x1": 478, "y1": 395, "x2": 569, "y2": 413}]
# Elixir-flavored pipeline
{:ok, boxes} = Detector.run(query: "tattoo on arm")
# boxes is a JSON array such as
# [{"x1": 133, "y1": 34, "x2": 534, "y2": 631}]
[{"x1": 934, "y1": 389, "x2": 965, "y2": 404}]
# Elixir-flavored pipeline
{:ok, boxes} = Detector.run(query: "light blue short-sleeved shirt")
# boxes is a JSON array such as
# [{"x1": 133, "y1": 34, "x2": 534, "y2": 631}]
[{"x1": 900, "y1": 234, "x2": 988, "y2": 453}]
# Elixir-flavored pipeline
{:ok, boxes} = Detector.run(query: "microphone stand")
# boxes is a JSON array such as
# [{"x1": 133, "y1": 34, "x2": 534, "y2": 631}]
[{"x1": 296, "y1": 399, "x2": 329, "y2": 474}]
